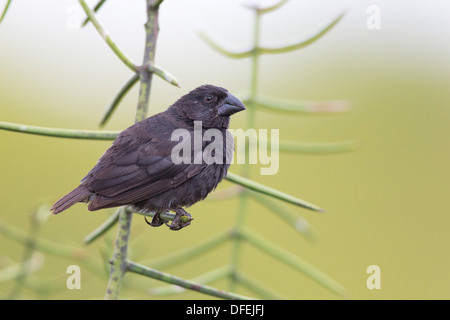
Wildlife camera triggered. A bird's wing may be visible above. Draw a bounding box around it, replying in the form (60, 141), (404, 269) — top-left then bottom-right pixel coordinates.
(84, 126), (206, 210)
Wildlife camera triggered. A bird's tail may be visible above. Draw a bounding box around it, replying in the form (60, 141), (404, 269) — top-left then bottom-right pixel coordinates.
(51, 185), (91, 214)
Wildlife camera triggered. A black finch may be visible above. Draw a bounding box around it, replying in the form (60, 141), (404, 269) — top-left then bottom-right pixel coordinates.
(51, 85), (246, 230)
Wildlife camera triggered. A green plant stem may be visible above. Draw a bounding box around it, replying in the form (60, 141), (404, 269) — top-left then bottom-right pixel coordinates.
(0, 218), (89, 261)
(99, 66), (178, 127)
(81, 0), (107, 27)
(256, 0), (289, 14)
(226, 172), (324, 212)
(0, 0), (12, 24)
(0, 255), (42, 283)
(0, 121), (118, 140)
(234, 270), (287, 299)
(229, 192), (248, 292)
(100, 73), (139, 127)
(78, 0), (137, 72)
(84, 209), (121, 245)
(133, 210), (192, 225)
(135, 0), (160, 123)
(241, 227), (348, 296)
(197, 11), (346, 59)
(146, 63), (180, 88)
(196, 29), (253, 59)
(229, 8), (261, 293)
(104, 207), (132, 299)
(127, 261), (253, 300)
(148, 265), (232, 296)
(249, 134), (357, 154)
(249, 12), (260, 108)
(8, 206), (47, 299)
(249, 93), (352, 114)
(104, 0), (162, 300)
(257, 12), (346, 54)
(249, 192), (318, 242)
(275, 139), (357, 154)
(0, 218), (105, 278)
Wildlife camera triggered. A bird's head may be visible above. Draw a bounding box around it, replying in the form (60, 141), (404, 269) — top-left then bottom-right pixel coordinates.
(169, 84), (246, 128)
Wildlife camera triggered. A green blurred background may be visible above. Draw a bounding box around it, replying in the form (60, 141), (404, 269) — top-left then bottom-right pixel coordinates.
(1, 0), (450, 299)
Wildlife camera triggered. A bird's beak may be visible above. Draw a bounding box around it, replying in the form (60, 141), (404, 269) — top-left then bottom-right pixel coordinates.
(218, 93), (246, 116)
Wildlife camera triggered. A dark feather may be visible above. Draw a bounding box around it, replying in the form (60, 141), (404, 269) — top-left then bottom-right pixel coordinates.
(51, 85), (245, 216)
(51, 185), (91, 214)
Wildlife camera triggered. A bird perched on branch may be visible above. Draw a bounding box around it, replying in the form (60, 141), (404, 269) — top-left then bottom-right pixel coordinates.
(51, 85), (246, 230)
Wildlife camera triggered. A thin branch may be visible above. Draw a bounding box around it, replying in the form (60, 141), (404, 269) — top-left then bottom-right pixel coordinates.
(148, 265), (232, 296)
(0, 218), (105, 278)
(241, 0), (289, 14)
(84, 209), (120, 245)
(257, 12), (347, 54)
(249, 191), (318, 242)
(0, 218), (88, 260)
(198, 12), (346, 58)
(248, 94), (352, 114)
(240, 227), (348, 296)
(0, 254), (43, 283)
(261, 137), (358, 154)
(127, 261), (254, 300)
(197, 28), (253, 59)
(0, 0), (12, 24)
(100, 65), (179, 127)
(81, 0), (107, 27)
(0, 121), (118, 140)
(278, 139), (357, 154)
(78, 0), (137, 72)
(225, 172), (325, 212)
(132, 210), (191, 224)
(257, 0), (289, 14)
(146, 63), (180, 88)
(9, 205), (48, 299)
(234, 270), (287, 299)
(100, 73), (139, 127)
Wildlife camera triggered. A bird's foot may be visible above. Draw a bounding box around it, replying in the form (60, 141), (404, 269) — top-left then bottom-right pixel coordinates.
(166, 208), (193, 231)
(144, 212), (167, 227)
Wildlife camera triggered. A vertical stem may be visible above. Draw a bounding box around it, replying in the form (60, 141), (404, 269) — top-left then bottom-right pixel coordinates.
(104, 0), (162, 300)
(104, 207), (132, 300)
(229, 8), (261, 291)
(9, 207), (47, 299)
(135, 0), (160, 123)
(249, 11), (261, 116)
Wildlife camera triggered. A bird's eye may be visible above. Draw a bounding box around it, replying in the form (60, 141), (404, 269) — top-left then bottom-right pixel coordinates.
(203, 95), (213, 103)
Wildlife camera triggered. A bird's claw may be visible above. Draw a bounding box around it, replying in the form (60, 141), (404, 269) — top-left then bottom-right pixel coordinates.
(166, 209), (193, 231)
(144, 213), (166, 227)
(144, 209), (193, 231)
